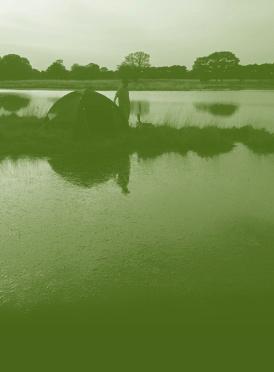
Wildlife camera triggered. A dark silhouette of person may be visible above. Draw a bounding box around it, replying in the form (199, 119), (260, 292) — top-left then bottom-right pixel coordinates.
(115, 155), (130, 194)
(114, 79), (130, 124)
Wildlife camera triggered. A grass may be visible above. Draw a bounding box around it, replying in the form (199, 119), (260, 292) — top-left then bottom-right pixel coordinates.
(0, 79), (274, 91)
(1, 115), (274, 160)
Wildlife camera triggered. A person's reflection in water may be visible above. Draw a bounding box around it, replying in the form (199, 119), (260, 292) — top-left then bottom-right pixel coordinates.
(115, 155), (130, 194)
(114, 79), (130, 124)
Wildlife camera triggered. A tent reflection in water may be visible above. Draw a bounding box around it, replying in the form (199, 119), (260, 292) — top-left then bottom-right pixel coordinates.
(46, 89), (129, 135)
(46, 89), (130, 193)
(49, 152), (131, 194)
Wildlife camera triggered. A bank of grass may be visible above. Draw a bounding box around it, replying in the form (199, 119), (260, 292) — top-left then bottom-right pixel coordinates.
(1, 115), (274, 160)
(1, 79), (274, 91)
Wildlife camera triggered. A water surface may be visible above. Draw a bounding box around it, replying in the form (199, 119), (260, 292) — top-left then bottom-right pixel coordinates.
(1, 89), (274, 131)
(1, 89), (274, 324)
(1, 145), (274, 324)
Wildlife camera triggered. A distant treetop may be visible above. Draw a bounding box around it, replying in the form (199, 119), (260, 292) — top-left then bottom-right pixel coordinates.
(0, 51), (273, 80)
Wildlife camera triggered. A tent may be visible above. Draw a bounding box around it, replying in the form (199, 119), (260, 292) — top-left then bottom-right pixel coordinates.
(46, 89), (128, 134)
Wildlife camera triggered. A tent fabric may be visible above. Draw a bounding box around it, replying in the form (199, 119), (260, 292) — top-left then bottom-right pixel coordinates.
(46, 89), (128, 133)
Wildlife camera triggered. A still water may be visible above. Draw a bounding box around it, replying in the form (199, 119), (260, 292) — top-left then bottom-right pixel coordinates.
(1, 89), (274, 131)
(0, 89), (274, 324)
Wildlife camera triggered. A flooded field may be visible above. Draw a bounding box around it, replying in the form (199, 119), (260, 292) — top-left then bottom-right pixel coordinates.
(1, 89), (274, 131)
(0, 89), (274, 324)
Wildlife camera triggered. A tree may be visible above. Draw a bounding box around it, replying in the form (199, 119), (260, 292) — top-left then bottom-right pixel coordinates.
(142, 65), (187, 79)
(0, 54), (33, 80)
(99, 67), (116, 79)
(85, 63), (100, 79)
(46, 59), (68, 79)
(192, 51), (240, 80)
(238, 63), (274, 79)
(71, 64), (86, 79)
(31, 68), (42, 79)
(122, 51), (151, 70)
(70, 63), (101, 79)
(167, 65), (187, 78)
(118, 51), (151, 78)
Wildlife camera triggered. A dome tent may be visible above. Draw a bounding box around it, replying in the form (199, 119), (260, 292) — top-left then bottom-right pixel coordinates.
(46, 89), (128, 134)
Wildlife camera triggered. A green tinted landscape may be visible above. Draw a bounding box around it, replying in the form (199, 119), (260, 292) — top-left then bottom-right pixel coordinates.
(1, 3), (274, 367)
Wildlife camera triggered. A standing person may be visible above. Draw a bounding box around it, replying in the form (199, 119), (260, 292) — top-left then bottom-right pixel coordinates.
(114, 79), (130, 124)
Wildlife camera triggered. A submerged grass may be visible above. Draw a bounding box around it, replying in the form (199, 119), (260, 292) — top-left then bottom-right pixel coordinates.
(0, 115), (274, 160)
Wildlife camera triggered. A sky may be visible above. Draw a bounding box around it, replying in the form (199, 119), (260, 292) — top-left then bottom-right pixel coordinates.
(0, 0), (274, 70)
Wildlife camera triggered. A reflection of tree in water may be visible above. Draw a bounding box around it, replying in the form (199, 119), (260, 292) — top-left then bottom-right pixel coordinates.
(49, 151), (130, 194)
(194, 102), (239, 117)
(0, 94), (30, 112)
(47, 125), (274, 193)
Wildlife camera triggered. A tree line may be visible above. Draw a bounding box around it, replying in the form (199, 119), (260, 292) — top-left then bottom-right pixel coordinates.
(0, 51), (273, 81)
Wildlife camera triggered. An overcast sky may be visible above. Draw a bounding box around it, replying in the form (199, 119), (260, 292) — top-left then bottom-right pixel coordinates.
(0, 0), (273, 69)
